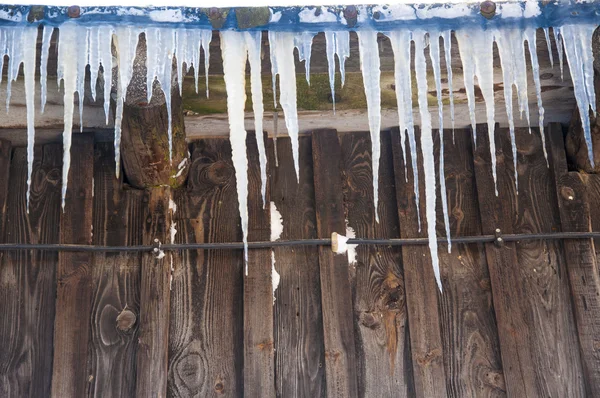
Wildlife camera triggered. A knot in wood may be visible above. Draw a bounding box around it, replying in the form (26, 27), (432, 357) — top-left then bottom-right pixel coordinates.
(360, 312), (380, 329)
(560, 186), (575, 201)
(214, 381), (225, 394)
(205, 160), (233, 186)
(116, 309), (137, 332)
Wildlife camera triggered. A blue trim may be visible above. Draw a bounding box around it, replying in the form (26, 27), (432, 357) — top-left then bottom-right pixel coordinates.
(0, 2), (599, 31)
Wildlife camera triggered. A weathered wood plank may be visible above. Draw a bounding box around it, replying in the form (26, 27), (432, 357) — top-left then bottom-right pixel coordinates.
(473, 123), (585, 397)
(51, 133), (95, 397)
(168, 139), (244, 397)
(311, 129), (359, 398)
(243, 132), (275, 397)
(0, 144), (61, 397)
(548, 122), (600, 396)
(389, 127), (448, 398)
(269, 136), (326, 397)
(0, 139), (12, 238)
(339, 131), (414, 397)
(87, 142), (143, 397)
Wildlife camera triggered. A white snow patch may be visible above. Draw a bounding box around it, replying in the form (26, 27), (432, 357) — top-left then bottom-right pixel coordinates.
(149, 9), (184, 22)
(271, 251), (280, 305)
(174, 157), (188, 178)
(372, 4), (416, 21)
(270, 9), (282, 23)
(345, 220), (357, 266)
(270, 201), (283, 241)
(169, 197), (177, 214)
(298, 7), (338, 23)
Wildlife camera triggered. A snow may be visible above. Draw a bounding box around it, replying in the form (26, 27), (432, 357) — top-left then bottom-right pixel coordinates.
(270, 201), (283, 241)
(271, 251), (280, 305)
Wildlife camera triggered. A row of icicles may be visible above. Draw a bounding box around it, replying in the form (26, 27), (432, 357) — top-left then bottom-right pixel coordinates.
(0, 22), (596, 290)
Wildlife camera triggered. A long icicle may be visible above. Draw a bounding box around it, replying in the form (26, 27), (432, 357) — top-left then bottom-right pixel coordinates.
(553, 28), (564, 81)
(220, 30), (250, 271)
(40, 25), (53, 113)
(23, 26), (38, 212)
(414, 30), (442, 292)
(357, 30), (382, 223)
(441, 30), (455, 143)
(429, 32), (451, 252)
(294, 32), (315, 85)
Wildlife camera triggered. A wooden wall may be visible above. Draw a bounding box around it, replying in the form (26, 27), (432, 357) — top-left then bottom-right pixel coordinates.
(0, 123), (599, 397)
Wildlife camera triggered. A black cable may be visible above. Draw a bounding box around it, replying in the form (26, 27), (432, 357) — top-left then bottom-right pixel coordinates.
(0, 231), (598, 252)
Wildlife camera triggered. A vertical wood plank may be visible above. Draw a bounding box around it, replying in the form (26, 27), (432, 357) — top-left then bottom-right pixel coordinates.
(473, 123), (585, 397)
(87, 142), (143, 397)
(0, 144), (61, 397)
(136, 186), (171, 397)
(269, 137), (326, 397)
(390, 127), (448, 398)
(168, 139), (244, 397)
(244, 132), (275, 397)
(547, 122), (600, 396)
(0, 139), (12, 238)
(51, 133), (95, 398)
(339, 131), (414, 397)
(311, 129), (359, 398)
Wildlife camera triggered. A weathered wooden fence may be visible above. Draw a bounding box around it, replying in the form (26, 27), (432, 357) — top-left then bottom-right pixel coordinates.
(0, 123), (599, 397)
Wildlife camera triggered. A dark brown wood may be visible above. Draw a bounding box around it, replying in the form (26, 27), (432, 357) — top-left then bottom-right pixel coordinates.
(473, 123), (585, 397)
(0, 139), (12, 238)
(340, 131), (414, 397)
(51, 133), (95, 398)
(167, 139), (244, 397)
(269, 137), (326, 398)
(390, 127), (448, 398)
(311, 129), (359, 398)
(548, 122), (600, 396)
(244, 132), (275, 397)
(0, 144), (61, 397)
(87, 142), (143, 397)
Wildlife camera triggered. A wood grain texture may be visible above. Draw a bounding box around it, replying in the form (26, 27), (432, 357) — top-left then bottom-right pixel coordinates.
(311, 129), (359, 398)
(87, 142), (143, 397)
(340, 131), (414, 397)
(51, 133), (95, 398)
(269, 137), (327, 398)
(0, 144), (61, 397)
(473, 123), (584, 397)
(0, 139), (12, 238)
(168, 139), (244, 397)
(548, 122), (600, 396)
(390, 127), (448, 398)
(435, 129), (505, 397)
(244, 132), (275, 397)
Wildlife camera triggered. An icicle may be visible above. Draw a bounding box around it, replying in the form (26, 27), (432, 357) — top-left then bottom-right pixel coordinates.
(495, 27), (531, 192)
(294, 32), (315, 85)
(98, 26), (113, 124)
(220, 30), (250, 271)
(0, 29), (6, 85)
(324, 31), (350, 113)
(429, 32), (451, 252)
(202, 30), (211, 98)
(559, 24), (597, 167)
(245, 31), (268, 208)
(441, 30), (455, 142)
(554, 28), (564, 81)
(414, 31), (442, 292)
(357, 30), (381, 223)
(6, 27), (25, 113)
(456, 28), (497, 195)
(388, 30), (421, 229)
(76, 27), (90, 132)
(269, 31), (300, 181)
(543, 27), (554, 69)
(22, 26), (37, 212)
(524, 28), (549, 166)
(114, 26), (142, 178)
(40, 25), (53, 113)
(89, 27), (100, 102)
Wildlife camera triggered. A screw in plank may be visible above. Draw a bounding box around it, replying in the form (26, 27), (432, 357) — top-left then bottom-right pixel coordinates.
(560, 186), (575, 201)
(67, 5), (81, 18)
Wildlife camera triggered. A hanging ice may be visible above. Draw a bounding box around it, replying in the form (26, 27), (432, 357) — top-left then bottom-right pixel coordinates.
(441, 30), (455, 141)
(294, 32), (315, 85)
(429, 32), (451, 252)
(40, 25), (53, 113)
(559, 24), (597, 167)
(388, 30), (421, 228)
(5, 27), (26, 113)
(543, 27), (554, 68)
(324, 30), (350, 113)
(220, 30), (250, 271)
(269, 31), (301, 181)
(357, 30), (381, 223)
(175, 28), (212, 98)
(414, 31), (442, 292)
(456, 28), (497, 194)
(524, 28), (548, 165)
(21, 26), (38, 211)
(554, 28), (564, 81)
(98, 26), (114, 124)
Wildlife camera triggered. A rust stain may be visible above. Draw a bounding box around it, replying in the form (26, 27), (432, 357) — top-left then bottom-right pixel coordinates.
(325, 350), (341, 362)
(416, 348), (442, 367)
(257, 339), (274, 351)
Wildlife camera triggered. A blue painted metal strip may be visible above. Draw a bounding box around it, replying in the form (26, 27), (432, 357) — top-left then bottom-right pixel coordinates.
(0, 2), (599, 31)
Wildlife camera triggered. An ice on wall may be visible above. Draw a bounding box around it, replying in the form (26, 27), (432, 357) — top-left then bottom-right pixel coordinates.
(324, 30), (350, 113)
(40, 26), (54, 113)
(294, 32), (315, 85)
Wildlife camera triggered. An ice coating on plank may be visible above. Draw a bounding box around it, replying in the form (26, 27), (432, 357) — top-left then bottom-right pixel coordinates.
(429, 32), (451, 252)
(388, 29), (421, 229)
(294, 32), (315, 85)
(456, 28), (497, 195)
(221, 30), (250, 271)
(559, 24), (597, 167)
(414, 31), (442, 292)
(245, 31), (268, 208)
(524, 27), (548, 165)
(441, 30), (455, 141)
(357, 30), (381, 223)
(494, 27), (531, 191)
(554, 28), (564, 81)
(40, 25), (53, 113)
(324, 30), (350, 113)
(22, 26), (37, 211)
(269, 31), (301, 181)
